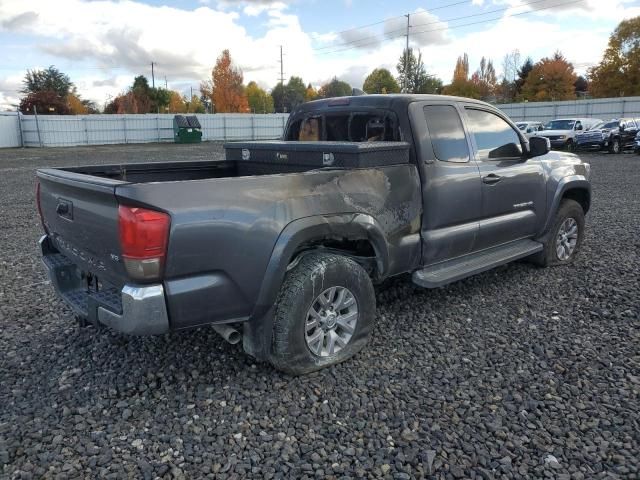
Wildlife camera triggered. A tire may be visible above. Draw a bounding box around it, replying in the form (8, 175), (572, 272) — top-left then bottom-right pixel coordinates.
(609, 138), (621, 154)
(531, 199), (585, 267)
(565, 139), (575, 152)
(270, 252), (376, 375)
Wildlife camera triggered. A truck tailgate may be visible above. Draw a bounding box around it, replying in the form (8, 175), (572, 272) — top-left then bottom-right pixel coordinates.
(37, 169), (128, 287)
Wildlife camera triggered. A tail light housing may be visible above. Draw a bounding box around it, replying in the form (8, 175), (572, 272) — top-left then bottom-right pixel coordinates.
(36, 181), (47, 232)
(118, 205), (170, 282)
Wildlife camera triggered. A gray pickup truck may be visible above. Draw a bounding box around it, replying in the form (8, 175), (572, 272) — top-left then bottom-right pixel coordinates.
(37, 94), (591, 374)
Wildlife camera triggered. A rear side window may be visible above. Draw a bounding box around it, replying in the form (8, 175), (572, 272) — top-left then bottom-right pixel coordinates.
(465, 108), (522, 160)
(423, 105), (469, 163)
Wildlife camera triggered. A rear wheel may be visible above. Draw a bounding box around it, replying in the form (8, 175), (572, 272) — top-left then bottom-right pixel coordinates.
(609, 138), (621, 154)
(565, 139), (575, 152)
(531, 199), (585, 267)
(270, 253), (375, 375)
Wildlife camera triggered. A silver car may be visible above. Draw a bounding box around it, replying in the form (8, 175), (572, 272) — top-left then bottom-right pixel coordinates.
(516, 121), (545, 138)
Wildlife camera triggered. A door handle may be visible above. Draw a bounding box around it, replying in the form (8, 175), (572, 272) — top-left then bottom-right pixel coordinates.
(482, 174), (502, 185)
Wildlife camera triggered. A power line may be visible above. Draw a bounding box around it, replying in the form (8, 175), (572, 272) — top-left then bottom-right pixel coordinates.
(316, 0), (586, 56)
(314, 0), (585, 52)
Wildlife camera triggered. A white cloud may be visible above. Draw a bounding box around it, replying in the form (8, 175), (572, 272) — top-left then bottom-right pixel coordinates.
(0, 0), (637, 109)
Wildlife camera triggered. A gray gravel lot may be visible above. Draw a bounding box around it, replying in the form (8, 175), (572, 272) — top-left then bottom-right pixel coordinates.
(1, 143), (639, 479)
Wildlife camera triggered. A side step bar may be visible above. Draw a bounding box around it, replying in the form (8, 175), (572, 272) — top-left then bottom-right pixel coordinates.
(412, 239), (543, 288)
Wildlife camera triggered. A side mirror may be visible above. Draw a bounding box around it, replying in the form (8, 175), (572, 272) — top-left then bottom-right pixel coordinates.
(575, 124), (583, 131)
(619, 124), (625, 131)
(529, 136), (550, 157)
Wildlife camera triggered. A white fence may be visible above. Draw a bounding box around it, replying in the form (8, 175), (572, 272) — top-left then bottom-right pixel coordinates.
(0, 113), (289, 148)
(497, 96), (640, 123)
(2, 96), (639, 148)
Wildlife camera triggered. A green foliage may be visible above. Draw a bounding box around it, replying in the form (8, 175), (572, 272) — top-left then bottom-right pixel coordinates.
(363, 68), (400, 94)
(22, 66), (74, 98)
(396, 48), (442, 94)
(271, 77), (307, 113)
(589, 16), (640, 98)
(19, 91), (70, 115)
(246, 81), (274, 113)
(318, 77), (352, 98)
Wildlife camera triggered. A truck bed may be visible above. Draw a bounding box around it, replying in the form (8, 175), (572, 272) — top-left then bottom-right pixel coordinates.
(56, 141), (411, 183)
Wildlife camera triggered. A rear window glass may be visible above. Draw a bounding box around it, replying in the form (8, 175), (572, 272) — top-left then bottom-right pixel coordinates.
(424, 105), (469, 163)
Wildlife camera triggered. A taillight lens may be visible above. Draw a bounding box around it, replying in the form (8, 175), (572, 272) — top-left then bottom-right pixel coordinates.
(118, 205), (170, 281)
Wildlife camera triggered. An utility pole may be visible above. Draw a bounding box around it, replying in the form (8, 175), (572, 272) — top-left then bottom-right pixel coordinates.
(190, 86), (193, 100)
(404, 13), (410, 93)
(278, 46), (287, 112)
(279, 46), (285, 85)
(164, 76), (167, 89)
(151, 62), (156, 88)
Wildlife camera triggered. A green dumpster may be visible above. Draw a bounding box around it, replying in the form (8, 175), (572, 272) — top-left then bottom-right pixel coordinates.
(173, 115), (202, 143)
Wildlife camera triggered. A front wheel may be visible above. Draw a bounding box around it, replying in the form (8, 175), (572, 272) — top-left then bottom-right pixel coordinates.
(565, 139), (575, 152)
(270, 253), (376, 375)
(609, 138), (621, 154)
(531, 199), (585, 267)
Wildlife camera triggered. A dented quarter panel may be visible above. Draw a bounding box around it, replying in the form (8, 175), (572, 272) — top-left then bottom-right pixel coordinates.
(115, 164), (422, 329)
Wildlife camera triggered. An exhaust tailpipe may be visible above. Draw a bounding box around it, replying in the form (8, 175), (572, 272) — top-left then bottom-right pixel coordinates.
(212, 324), (241, 345)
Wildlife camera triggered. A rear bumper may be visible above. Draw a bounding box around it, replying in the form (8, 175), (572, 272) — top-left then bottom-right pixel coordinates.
(40, 235), (169, 335)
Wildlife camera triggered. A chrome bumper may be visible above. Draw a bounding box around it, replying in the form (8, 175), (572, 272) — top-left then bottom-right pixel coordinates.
(40, 235), (169, 336)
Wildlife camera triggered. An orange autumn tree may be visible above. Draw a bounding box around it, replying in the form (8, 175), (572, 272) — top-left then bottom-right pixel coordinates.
(201, 50), (249, 113)
(521, 51), (577, 101)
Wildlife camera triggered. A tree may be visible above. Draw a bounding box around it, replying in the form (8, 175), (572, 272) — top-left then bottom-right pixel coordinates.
(363, 68), (400, 94)
(19, 91), (70, 115)
(589, 16), (640, 98)
(186, 94), (206, 113)
(515, 57), (534, 97)
(305, 84), (318, 102)
(22, 66), (74, 98)
(471, 57), (497, 100)
(246, 81), (274, 113)
(396, 48), (441, 94)
(318, 77), (352, 98)
(67, 94), (88, 114)
(167, 91), (187, 113)
(574, 76), (589, 97)
(200, 49), (249, 113)
(442, 53), (481, 99)
(271, 77), (307, 113)
(498, 50), (521, 102)
(452, 53), (470, 84)
(521, 51), (577, 101)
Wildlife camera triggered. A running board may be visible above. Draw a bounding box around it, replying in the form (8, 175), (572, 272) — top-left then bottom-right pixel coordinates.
(412, 239), (543, 288)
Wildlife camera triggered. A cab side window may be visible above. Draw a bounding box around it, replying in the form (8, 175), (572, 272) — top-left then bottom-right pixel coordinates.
(465, 109), (522, 160)
(423, 105), (470, 163)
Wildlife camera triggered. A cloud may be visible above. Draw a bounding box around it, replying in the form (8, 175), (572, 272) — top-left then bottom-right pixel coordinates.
(384, 9), (449, 48)
(338, 28), (381, 51)
(1, 11), (38, 29)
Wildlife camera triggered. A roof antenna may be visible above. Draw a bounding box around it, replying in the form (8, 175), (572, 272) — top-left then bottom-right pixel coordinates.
(352, 88), (366, 96)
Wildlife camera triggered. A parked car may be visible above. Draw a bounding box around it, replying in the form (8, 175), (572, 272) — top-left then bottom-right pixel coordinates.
(516, 121), (545, 138)
(576, 118), (640, 153)
(36, 94), (591, 374)
(635, 131), (640, 154)
(539, 117), (602, 152)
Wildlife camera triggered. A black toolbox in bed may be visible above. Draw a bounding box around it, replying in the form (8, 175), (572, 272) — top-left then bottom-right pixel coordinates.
(224, 141), (410, 169)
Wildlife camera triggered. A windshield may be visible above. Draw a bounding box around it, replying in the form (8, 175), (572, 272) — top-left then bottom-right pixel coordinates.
(545, 120), (575, 130)
(516, 123), (527, 131)
(592, 120), (619, 130)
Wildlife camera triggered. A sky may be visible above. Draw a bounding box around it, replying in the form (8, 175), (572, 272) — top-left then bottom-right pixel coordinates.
(0, 0), (639, 110)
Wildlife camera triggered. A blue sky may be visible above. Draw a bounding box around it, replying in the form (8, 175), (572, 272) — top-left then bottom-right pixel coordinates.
(0, 0), (639, 109)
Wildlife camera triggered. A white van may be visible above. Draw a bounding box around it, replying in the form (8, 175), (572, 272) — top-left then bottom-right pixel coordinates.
(538, 118), (602, 151)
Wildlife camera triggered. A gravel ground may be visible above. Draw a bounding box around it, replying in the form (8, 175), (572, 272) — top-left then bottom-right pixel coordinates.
(1, 143), (639, 479)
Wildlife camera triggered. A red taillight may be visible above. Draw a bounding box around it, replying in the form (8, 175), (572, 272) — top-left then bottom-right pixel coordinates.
(118, 205), (170, 281)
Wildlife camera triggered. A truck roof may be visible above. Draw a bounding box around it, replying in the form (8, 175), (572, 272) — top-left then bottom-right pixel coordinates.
(296, 94), (495, 114)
